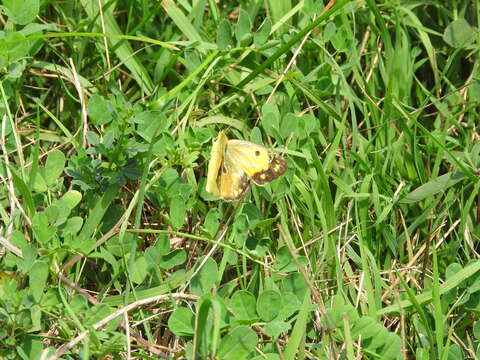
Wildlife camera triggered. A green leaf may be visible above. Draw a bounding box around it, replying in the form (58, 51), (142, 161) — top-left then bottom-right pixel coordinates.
(230, 290), (258, 322)
(204, 208), (220, 237)
(161, 249), (186, 269)
(264, 321), (290, 339)
(161, 0), (202, 43)
(443, 18), (475, 48)
(84, 304), (115, 326)
(473, 321), (480, 340)
(2, 0), (39, 25)
(235, 9), (251, 45)
(257, 290), (281, 321)
(190, 257), (218, 297)
(217, 326), (258, 359)
(283, 289), (311, 359)
(217, 20), (232, 50)
(170, 195), (187, 229)
(29, 261), (48, 302)
(252, 354), (281, 360)
(30, 305), (42, 332)
(261, 103), (280, 137)
(62, 217), (83, 236)
(131, 256), (148, 284)
(87, 94), (114, 125)
(168, 307), (195, 337)
(32, 212), (56, 244)
(281, 273), (308, 302)
(254, 18), (271, 47)
(44, 149), (65, 186)
(57, 190), (82, 209)
(277, 292), (301, 320)
(9, 167), (35, 216)
(401, 171), (467, 203)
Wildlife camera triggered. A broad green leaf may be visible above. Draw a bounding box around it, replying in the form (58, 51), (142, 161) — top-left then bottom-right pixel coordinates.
(204, 208), (220, 237)
(281, 273), (308, 303)
(230, 290), (257, 322)
(62, 217), (83, 236)
(170, 196), (187, 229)
(87, 94), (114, 125)
(32, 212), (56, 244)
(29, 261), (48, 302)
(161, 249), (186, 269)
(44, 149), (65, 186)
(217, 326), (258, 359)
(84, 304), (116, 328)
(217, 19), (232, 50)
(57, 190), (82, 209)
(168, 307), (195, 337)
(30, 305), (42, 332)
(190, 257), (218, 297)
(264, 321), (290, 339)
(257, 290), (281, 321)
(131, 256), (148, 284)
(235, 9), (251, 45)
(443, 18), (475, 48)
(254, 18), (271, 47)
(2, 0), (39, 25)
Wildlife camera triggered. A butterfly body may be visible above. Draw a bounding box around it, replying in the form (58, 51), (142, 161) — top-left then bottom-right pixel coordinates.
(206, 131), (287, 201)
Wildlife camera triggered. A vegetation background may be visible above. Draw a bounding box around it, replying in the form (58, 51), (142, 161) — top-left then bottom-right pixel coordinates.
(0, 0), (479, 359)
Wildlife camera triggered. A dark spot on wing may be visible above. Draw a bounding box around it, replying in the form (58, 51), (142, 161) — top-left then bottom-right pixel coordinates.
(255, 150), (260, 156)
(252, 154), (287, 185)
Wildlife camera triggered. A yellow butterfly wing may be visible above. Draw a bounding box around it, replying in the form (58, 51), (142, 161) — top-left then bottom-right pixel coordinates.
(205, 131), (227, 197)
(206, 131), (287, 201)
(205, 132), (249, 201)
(217, 155), (249, 201)
(226, 139), (287, 185)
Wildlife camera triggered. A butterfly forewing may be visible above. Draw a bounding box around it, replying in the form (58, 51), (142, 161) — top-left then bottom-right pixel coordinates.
(227, 140), (286, 184)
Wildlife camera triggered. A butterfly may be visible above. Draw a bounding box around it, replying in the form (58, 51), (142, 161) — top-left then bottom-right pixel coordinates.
(206, 131), (287, 201)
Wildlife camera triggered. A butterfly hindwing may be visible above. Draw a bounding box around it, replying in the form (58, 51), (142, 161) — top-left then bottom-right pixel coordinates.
(217, 156), (249, 201)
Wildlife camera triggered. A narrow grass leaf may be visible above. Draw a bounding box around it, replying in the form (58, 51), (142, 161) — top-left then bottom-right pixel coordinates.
(401, 171), (467, 203)
(283, 289), (310, 359)
(162, 0), (203, 43)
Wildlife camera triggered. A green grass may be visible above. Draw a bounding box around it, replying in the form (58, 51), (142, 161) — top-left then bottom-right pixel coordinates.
(1, 0), (479, 359)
